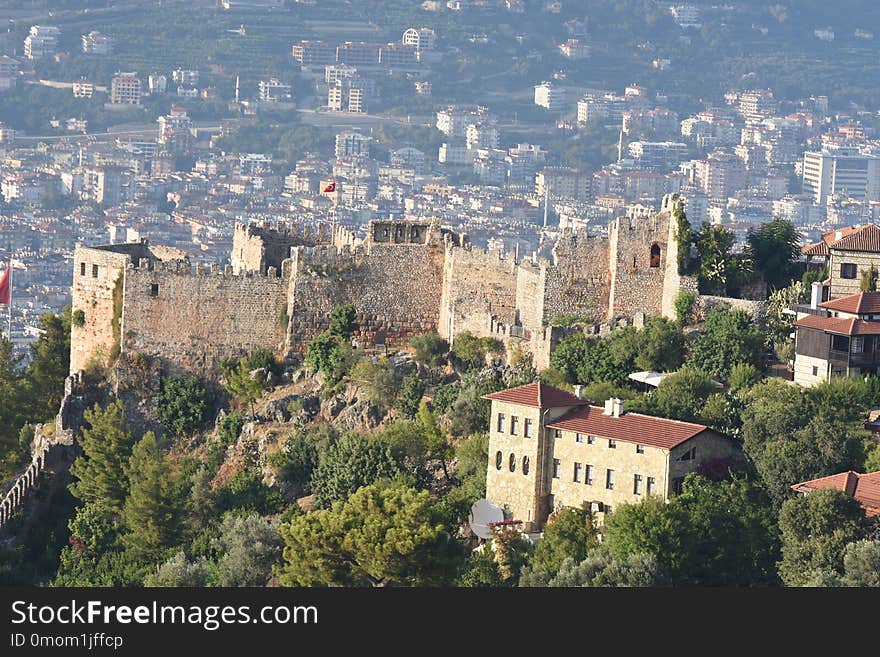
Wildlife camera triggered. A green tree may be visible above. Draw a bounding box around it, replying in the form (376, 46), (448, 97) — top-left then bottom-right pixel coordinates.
(694, 222), (737, 295)
(529, 505), (598, 576)
(686, 306), (765, 378)
(410, 332), (449, 368)
(728, 362), (761, 391)
(451, 331), (500, 370)
(777, 488), (869, 586)
(396, 373), (426, 419)
(447, 371), (505, 436)
(625, 368), (714, 422)
(268, 434), (319, 497)
(121, 433), (180, 563)
(839, 540), (880, 587)
(214, 512), (284, 587)
(157, 375), (210, 437)
(223, 359), (264, 416)
(305, 331), (354, 381)
(144, 551), (214, 587)
(674, 290), (697, 326)
(27, 308), (72, 419)
(521, 551), (660, 587)
(674, 208), (694, 275)
(311, 434), (400, 508)
(328, 303), (358, 340)
(69, 401), (136, 515)
(216, 411), (243, 446)
(278, 481), (460, 586)
(746, 218), (800, 290)
(457, 548), (506, 587)
(350, 357), (401, 408)
(418, 399), (452, 481)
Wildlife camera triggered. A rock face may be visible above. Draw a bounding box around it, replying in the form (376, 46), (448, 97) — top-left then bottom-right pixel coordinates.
(333, 397), (382, 432)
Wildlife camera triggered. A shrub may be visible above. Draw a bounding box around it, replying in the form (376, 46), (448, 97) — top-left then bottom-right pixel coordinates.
(71, 309), (85, 328)
(157, 375), (211, 437)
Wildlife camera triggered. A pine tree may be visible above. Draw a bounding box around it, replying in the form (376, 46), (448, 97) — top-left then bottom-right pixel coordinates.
(69, 401), (135, 514)
(418, 399), (451, 481)
(121, 433), (180, 563)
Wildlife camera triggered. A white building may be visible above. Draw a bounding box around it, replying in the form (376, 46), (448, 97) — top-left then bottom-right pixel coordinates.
(24, 26), (60, 60)
(258, 78), (293, 103)
(628, 141), (689, 172)
(81, 31), (114, 55)
(670, 5), (702, 29)
(802, 147), (880, 205)
(402, 27), (436, 51)
(535, 81), (566, 110)
(435, 105), (496, 138)
(334, 131), (371, 159)
(110, 72), (142, 105)
(466, 122), (499, 150)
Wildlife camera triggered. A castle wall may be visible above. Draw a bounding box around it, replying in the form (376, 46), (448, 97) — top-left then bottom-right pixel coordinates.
(542, 231), (610, 324)
(608, 212), (670, 320)
(515, 263), (545, 333)
(231, 222), (330, 275)
(438, 243), (518, 341)
(121, 261), (289, 373)
(286, 240), (445, 353)
(70, 246), (136, 374)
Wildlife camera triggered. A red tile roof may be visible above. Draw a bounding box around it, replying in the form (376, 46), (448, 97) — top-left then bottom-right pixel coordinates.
(828, 224), (880, 252)
(545, 405), (709, 450)
(801, 226), (861, 256)
(795, 314), (880, 336)
(482, 382), (588, 409)
(820, 291), (880, 315)
(792, 471), (880, 517)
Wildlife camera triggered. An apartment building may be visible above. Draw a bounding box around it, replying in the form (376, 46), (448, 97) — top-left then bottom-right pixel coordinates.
(484, 382), (741, 530)
(81, 31), (114, 55)
(534, 81), (566, 111)
(24, 25), (60, 60)
(802, 147), (880, 205)
(110, 72), (142, 105)
(402, 27), (436, 51)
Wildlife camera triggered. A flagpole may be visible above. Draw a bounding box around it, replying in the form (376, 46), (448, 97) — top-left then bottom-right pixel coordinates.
(7, 258), (11, 340)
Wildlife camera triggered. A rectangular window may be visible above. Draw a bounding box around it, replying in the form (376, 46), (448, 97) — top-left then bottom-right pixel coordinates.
(150, 283), (159, 297)
(552, 459), (561, 479)
(606, 469), (615, 490)
(678, 447), (696, 461)
(524, 418), (532, 438)
(573, 462), (582, 483)
(587, 435), (595, 445)
(832, 335), (850, 352)
(585, 464), (594, 485)
(92, 264), (99, 278)
(634, 474), (643, 495)
(636, 444), (645, 454)
(608, 439), (617, 449)
(647, 476), (656, 495)
(510, 416), (519, 435)
(497, 413), (505, 433)
(80, 262), (86, 276)
(852, 337), (864, 354)
(841, 263), (857, 279)
(812, 366), (819, 376)
(575, 432), (584, 443)
(554, 429), (561, 439)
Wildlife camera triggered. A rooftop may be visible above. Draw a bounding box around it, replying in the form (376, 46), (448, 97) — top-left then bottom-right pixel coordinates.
(545, 404), (709, 450)
(481, 381), (588, 409)
(791, 471), (880, 517)
(794, 314), (880, 336)
(820, 291), (880, 315)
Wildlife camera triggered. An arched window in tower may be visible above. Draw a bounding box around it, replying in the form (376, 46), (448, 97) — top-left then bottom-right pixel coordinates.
(650, 243), (662, 268)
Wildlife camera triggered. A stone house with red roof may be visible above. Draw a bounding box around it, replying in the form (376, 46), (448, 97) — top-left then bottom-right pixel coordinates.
(791, 471), (880, 518)
(793, 290), (880, 386)
(482, 382), (742, 531)
(801, 224), (880, 301)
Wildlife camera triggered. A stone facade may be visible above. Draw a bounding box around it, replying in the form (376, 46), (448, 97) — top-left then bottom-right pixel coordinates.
(829, 248), (879, 299)
(71, 196), (710, 377)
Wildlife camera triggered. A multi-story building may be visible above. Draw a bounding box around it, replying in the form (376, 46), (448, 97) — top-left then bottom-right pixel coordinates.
(378, 43), (418, 67)
(670, 4), (702, 29)
(292, 40), (335, 66)
(110, 72), (142, 105)
(325, 63), (359, 85)
(148, 73), (167, 95)
(484, 382), (741, 530)
(0, 56), (18, 92)
(390, 147), (427, 175)
(534, 81), (566, 111)
(328, 78), (371, 113)
(578, 92), (628, 125)
(402, 27), (436, 51)
(157, 106), (192, 155)
(82, 165), (130, 206)
(334, 131), (371, 159)
(536, 167), (590, 200)
(465, 122), (499, 150)
(435, 105), (496, 138)
(0, 123), (15, 144)
(695, 150), (747, 201)
(558, 38), (590, 59)
(171, 69), (199, 86)
(628, 141), (689, 172)
(258, 78), (293, 103)
(81, 31), (114, 55)
(24, 25), (60, 60)
(802, 147), (880, 205)
(737, 89), (778, 123)
(793, 290), (880, 385)
(335, 42), (380, 66)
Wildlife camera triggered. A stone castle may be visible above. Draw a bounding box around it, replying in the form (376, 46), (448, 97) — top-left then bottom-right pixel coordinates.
(69, 194), (710, 377)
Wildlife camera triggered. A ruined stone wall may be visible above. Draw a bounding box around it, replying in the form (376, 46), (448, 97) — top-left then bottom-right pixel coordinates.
(438, 243), (518, 341)
(542, 230), (610, 325)
(70, 245), (144, 374)
(607, 210), (671, 320)
(515, 262), (545, 333)
(121, 260), (289, 373)
(286, 240), (445, 353)
(231, 222), (331, 275)
(693, 295), (768, 324)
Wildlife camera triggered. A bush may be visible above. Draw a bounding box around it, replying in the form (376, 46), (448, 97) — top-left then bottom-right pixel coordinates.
(157, 376), (210, 437)
(247, 348), (281, 375)
(397, 374), (426, 419)
(410, 332), (449, 368)
(451, 331), (501, 370)
(328, 303), (358, 340)
(71, 309), (85, 328)
(217, 412), (243, 446)
(350, 357), (401, 408)
(674, 290), (697, 326)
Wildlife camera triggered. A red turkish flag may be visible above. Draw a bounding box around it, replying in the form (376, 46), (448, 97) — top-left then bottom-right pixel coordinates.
(0, 266), (9, 305)
(323, 181), (336, 193)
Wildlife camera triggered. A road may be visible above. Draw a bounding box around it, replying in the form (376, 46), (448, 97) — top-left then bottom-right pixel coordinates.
(14, 121), (223, 143)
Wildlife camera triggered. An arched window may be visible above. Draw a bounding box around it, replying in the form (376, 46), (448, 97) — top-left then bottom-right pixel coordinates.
(522, 455), (530, 476)
(508, 453), (516, 472)
(650, 243), (661, 268)
(495, 451), (503, 470)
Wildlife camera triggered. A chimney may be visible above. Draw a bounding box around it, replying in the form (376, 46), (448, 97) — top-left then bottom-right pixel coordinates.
(573, 384), (583, 399)
(810, 281), (823, 310)
(835, 230), (842, 240)
(611, 397), (623, 417)
(603, 398), (614, 416)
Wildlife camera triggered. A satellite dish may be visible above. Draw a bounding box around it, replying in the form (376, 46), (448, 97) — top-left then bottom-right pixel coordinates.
(469, 499), (504, 540)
